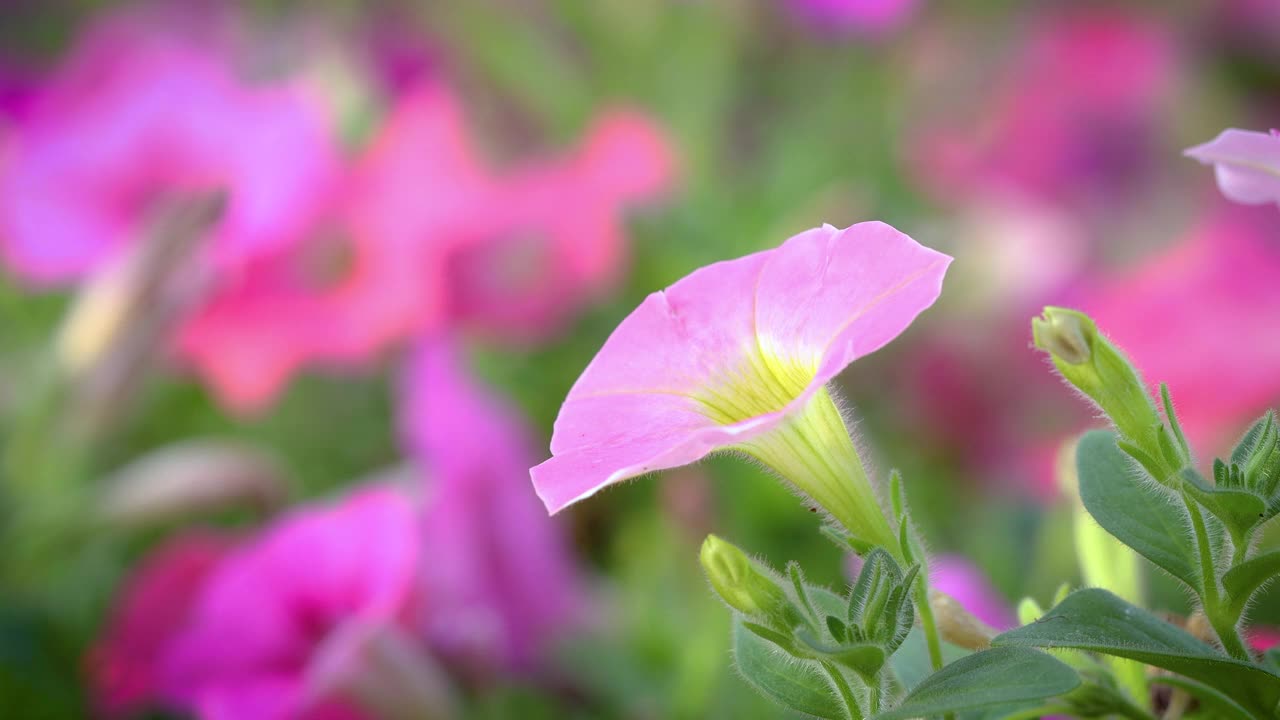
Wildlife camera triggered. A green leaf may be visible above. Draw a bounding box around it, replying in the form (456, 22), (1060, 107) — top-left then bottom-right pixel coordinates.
(889, 626), (971, 692)
(873, 647), (1079, 720)
(992, 589), (1280, 716)
(1223, 550), (1280, 615)
(733, 618), (845, 719)
(1179, 467), (1266, 538)
(1076, 430), (1200, 591)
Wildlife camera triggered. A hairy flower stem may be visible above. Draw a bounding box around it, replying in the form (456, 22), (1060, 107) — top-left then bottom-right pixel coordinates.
(1184, 495), (1250, 660)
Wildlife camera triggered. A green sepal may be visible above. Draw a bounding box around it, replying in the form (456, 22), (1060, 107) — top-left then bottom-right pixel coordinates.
(1222, 549), (1280, 616)
(1178, 467), (1266, 539)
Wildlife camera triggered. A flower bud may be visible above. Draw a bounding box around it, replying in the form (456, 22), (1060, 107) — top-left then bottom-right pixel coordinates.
(98, 440), (288, 528)
(929, 589), (997, 650)
(1032, 307), (1165, 466)
(700, 535), (799, 628)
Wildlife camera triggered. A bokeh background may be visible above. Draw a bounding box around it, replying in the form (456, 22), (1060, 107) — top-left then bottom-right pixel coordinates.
(1, 1), (1279, 717)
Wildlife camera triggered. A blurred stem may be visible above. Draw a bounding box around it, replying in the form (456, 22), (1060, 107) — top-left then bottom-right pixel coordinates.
(912, 581), (944, 672)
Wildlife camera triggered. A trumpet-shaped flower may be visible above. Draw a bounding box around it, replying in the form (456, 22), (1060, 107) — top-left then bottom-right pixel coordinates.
(1185, 128), (1280, 208)
(402, 337), (585, 674)
(531, 222), (950, 551)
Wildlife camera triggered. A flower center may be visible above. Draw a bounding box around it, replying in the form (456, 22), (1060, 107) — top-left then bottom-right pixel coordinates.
(693, 345), (816, 426)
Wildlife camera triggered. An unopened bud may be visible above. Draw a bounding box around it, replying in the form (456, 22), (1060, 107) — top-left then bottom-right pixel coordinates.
(1032, 307), (1092, 365)
(1032, 308), (1165, 465)
(929, 589), (997, 650)
(700, 535), (798, 628)
(99, 440), (288, 528)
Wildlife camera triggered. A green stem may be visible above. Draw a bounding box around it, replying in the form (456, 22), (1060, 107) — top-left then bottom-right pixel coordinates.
(912, 581), (944, 673)
(820, 662), (862, 720)
(867, 680), (880, 716)
(1184, 496), (1251, 661)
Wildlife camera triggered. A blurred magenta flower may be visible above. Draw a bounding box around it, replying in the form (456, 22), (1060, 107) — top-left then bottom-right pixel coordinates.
(1079, 204), (1280, 452)
(447, 110), (675, 343)
(89, 533), (235, 718)
(929, 555), (1014, 630)
(786, 0), (920, 38)
(1185, 129), (1280, 208)
(157, 487), (422, 719)
(0, 12), (339, 285)
(914, 8), (1173, 205)
(403, 337), (586, 675)
(178, 83), (672, 410)
(531, 222), (949, 550)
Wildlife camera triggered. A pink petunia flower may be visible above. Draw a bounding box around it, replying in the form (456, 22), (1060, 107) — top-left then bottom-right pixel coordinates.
(1185, 128), (1280, 209)
(156, 487), (424, 720)
(912, 8), (1174, 206)
(402, 337), (586, 675)
(531, 222), (950, 551)
(88, 533), (236, 718)
(0, 11), (339, 286)
(176, 83), (673, 411)
(446, 110), (675, 343)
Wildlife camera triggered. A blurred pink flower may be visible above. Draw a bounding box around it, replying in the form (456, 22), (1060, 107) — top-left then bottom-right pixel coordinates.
(786, 0), (920, 38)
(0, 12), (339, 286)
(445, 110), (675, 343)
(403, 337), (586, 675)
(913, 8), (1174, 205)
(929, 555), (1014, 630)
(1079, 203), (1280, 452)
(176, 84), (475, 411)
(177, 84), (672, 410)
(157, 487), (421, 720)
(1185, 128), (1280, 209)
(89, 533), (235, 718)
(530, 222), (950, 515)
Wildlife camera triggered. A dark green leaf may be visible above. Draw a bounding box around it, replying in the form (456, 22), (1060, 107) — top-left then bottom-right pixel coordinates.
(873, 647), (1079, 720)
(1076, 430), (1200, 591)
(733, 619), (845, 719)
(888, 626), (971, 692)
(1223, 550), (1280, 615)
(992, 589), (1280, 716)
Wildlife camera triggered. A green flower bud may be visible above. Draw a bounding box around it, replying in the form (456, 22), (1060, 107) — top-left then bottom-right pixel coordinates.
(700, 535), (800, 628)
(1033, 307), (1170, 473)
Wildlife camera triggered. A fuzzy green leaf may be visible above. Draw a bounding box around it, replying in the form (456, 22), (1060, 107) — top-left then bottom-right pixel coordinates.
(1076, 430), (1200, 591)
(992, 588), (1280, 716)
(873, 647), (1079, 720)
(734, 618), (844, 719)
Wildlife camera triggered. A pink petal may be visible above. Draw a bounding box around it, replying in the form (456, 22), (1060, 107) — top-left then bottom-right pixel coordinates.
(532, 222), (950, 513)
(1185, 128), (1280, 208)
(159, 487), (420, 715)
(403, 337), (586, 671)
